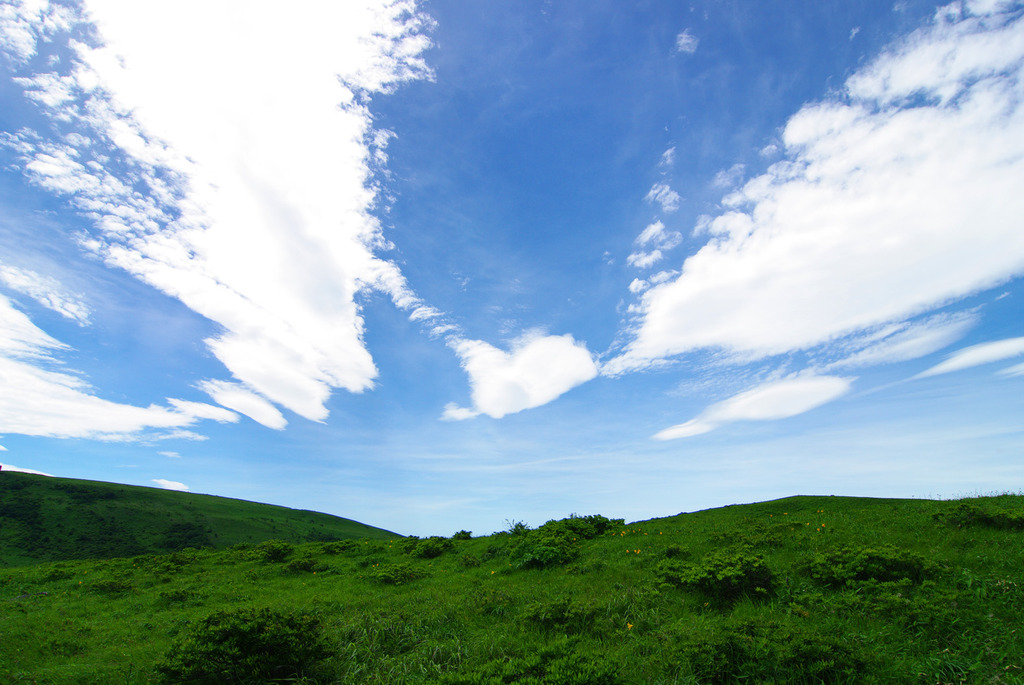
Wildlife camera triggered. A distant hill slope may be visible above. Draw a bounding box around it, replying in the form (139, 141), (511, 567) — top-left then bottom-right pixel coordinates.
(0, 472), (399, 567)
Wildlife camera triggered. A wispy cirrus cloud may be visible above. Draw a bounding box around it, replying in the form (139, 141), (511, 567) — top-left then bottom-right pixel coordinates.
(1, 0), (437, 429)
(608, 3), (1024, 375)
(0, 262), (90, 325)
(0, 293), (238, 440)
(830, 312), (977, 369)
(916, 336), (1024, 378)
(654, 374), (853, 440)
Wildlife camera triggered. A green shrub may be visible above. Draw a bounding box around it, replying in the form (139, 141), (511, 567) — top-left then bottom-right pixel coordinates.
(255, 539), (294, 563)
(657, 550), (775, 604)
(507, 514), (617, 570)
(156, 607), (330, 684)
(807, 545), (934, 588)
(411, 536), (453, 559)
(285, 556), (327, 574)
(521, 595), (598, 634)
(934, 502), (1024, 530)
(371, 562), (426, 585)
(452, 530), (473, 540)
(676, 619), (864, 684)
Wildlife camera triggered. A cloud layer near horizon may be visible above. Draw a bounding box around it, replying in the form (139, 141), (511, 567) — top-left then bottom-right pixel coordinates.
(608, 3), (1024, 375)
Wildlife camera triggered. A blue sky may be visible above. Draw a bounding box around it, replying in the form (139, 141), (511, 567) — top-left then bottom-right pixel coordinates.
(1, 0), (1023, 536)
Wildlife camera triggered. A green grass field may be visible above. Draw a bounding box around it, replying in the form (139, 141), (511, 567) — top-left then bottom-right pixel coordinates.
(2, 473), (1022, 683)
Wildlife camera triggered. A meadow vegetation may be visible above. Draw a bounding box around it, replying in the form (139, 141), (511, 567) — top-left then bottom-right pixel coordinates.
(1, 473), (1022, 684)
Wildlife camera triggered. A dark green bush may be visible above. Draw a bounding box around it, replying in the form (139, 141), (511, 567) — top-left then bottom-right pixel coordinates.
(521, 595), (598, 634)
(507, 514), (619, 570)
(657, 550), (775, 604)
(411, 536), (453, 559)
(155, 607), (330, 684)
(371, 562), (426, 585)
(452, 530), (473, 540)
(676, 619), (864, 684)
(285, 556), (327, 574)
(807, 545), (934, 588)
(934, 502), (1024, 530)
(255, 539), (294, 563)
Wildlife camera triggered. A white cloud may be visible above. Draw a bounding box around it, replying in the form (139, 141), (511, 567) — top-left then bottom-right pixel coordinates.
(832, 312), (976, 368)
(627, 220), (682, 269)
(0, 292), (235, 440)
(711, 163), (746, 189)
(628, 278), (649, 294)
(0, 263), (90, 325)
(999, 361), (1024, 377)
(197, 380), (287, 430)
(659, 146), (676, 168)
(447, 332), (598, 419)
(159, 451), (181, 458)
(152, 478), (188, 492)
(675, 29), (699, 54)
(609, 5), (1024, 374)
(916, 336), (1024, 378)
(2, 1), (436, 425)
(644, 183), (681, 213)
(654, 374), (853, 440)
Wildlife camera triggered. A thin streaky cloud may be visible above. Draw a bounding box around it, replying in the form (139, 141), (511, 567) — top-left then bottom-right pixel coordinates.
(654, 375), (853, 441)
(916, 336), (1024, 378)
(0, 263), (90, 325)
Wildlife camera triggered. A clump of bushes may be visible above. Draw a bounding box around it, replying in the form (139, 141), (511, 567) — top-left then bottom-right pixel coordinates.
(509, 514), (624, 570)
(521, 595), (599, 635)
(371, 562), (427, 585)
(255, 539), (294, 563)
(156, 607), (331, 684)
(806, 545), (934, 588)
(675, 619), (864, 684)
(934, 501), (1024, 530)
(657, 549), (775, 604)
(411, 536), (453, 559)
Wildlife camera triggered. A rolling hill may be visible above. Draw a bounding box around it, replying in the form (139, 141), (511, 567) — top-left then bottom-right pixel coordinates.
(0, 471), (398, 567)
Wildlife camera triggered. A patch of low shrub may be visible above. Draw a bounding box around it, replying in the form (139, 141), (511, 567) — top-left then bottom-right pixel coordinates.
(656, 549), (775, 604)
(806, 545), (934, 588)
(934, 501), (1024, 530)
(675, 619), (865, 684)
(521, 595), (598, 635)
(411, 536), (454, 559)
(371, 561), (426, 585)
(155, 607), (330, 684)
(255, 539), (294, 563)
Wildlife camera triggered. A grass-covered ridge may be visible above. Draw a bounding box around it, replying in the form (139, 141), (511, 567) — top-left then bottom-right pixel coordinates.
(1, 489), (1022, 683)
(0, 472), (397, 566)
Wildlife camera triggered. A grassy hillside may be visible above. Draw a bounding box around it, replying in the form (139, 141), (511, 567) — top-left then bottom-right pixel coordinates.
(0, 472), (397, 566)
(1, 492), (1022, 683)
